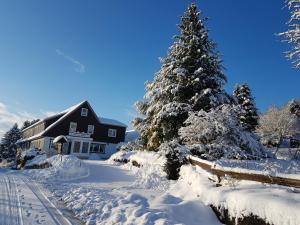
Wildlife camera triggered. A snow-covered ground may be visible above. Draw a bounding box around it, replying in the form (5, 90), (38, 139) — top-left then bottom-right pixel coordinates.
(2, 151), (300, 225)
(25, 155), (221, 225)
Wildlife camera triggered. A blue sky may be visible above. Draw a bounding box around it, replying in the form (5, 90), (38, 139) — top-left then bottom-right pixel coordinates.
(0, 0), (299, 136)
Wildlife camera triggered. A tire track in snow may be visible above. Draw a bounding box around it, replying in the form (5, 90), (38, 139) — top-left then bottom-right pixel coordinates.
(21, 177), (73, 225)
(0, 176), (9, 225)
(12, 176), (24, 225)
(0, 174), (22, 225)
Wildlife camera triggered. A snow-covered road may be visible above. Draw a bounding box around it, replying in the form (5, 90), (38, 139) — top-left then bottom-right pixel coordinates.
(0, 170), (81, 225)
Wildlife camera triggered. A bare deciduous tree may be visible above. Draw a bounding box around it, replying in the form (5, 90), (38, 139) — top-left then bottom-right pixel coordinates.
(256, 103), (300, 154)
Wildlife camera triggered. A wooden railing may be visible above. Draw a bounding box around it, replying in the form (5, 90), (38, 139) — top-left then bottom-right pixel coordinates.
(189, 156), (300, 188)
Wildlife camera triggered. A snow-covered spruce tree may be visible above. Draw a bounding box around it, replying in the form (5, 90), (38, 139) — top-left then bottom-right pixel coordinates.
(233, 83), (259, 131)
(0, 123), (22, 159)
(279, 0), (300, 68)
(179, 104), (265, 160)
(133, 3), (230, 152)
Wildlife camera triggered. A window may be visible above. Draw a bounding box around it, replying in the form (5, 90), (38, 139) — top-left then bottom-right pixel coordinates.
(73, 141), (81, 153)
(81, 108), (88, 117)
(90, 143), (106, 154)
(69, 122), (77, 133)
(87, 125), (94, 134)
(81, 142), (89, 153)
(108, 129), (117, 137)
(99, 144), (106, 153)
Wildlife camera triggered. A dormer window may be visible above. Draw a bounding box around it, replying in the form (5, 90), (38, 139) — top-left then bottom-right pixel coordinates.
(81, 108), (88, 117)
(108, 128), (117, 137)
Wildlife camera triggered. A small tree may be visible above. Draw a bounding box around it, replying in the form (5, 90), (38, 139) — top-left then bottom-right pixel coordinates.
(279, 0), (300, 68)
(256, 102), (300, 151)
(1, 123), (22, 159)
(160, 140), (188, 180)
(233, 83), (259, 131)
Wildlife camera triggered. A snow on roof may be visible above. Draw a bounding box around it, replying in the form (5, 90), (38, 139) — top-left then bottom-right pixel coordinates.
(16, 132), (44, 143)
(53, 135), (68, 143)
(99, 117), (127, 127)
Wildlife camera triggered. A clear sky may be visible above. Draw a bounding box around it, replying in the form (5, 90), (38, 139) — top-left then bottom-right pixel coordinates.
(0, 0), (299, 137)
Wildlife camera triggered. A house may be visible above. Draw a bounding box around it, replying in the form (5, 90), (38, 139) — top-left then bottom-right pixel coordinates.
(16, 100), (127, 159)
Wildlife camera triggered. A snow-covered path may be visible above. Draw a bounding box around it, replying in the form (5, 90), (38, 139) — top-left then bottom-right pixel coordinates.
(42, 160), (222, 225)
(0, 169), (81, 225)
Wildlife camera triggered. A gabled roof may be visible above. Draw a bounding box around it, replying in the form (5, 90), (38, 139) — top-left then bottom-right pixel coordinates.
(42, 100), (89, 135)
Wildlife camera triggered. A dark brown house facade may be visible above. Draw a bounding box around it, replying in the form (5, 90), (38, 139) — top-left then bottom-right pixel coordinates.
(17, 101), (127, 159)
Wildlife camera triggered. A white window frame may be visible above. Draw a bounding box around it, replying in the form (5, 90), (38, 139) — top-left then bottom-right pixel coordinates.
(108, 128), (117, 138)
(81, 108), (88, 117)
(69, 122), (77, 133)
(70, 140), (91, 155)
(87, 125), (94, 134)
(90, 142), (106, 154)
(72, 141), (81, 153)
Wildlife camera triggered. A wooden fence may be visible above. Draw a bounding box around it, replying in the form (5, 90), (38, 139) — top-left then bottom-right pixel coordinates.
(189, 156), (300, 188)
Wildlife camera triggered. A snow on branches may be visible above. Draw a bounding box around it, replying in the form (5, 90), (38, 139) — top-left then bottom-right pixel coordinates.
(279, 0), (300, 68)
(233, 83), (259, 131)
(133, 3), (230, 151)
(179, 104), (265, 160)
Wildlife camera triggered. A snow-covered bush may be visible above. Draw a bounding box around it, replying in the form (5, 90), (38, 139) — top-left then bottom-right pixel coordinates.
(179, 104), (265, 160)
(159, 140), (188, 180)
(119, 139), (143, 152)
(16, 148), (41, 169)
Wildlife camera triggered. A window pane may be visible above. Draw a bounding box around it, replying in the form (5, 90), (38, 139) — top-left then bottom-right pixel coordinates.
(100, 144), (106, 153)
(73, 141), (81, 153)
(69, 122), (77, 133)
(88, 125), (94, 134)
(82, 142), (89, 153)
(90, 143), (100, 153)
(108, 129), (117, 137)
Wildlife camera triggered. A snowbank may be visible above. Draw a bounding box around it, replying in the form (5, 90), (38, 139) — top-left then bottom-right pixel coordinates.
(109, 150), (168, 189)
(177, 164), (300, 225)
(24, 155), (89, 181)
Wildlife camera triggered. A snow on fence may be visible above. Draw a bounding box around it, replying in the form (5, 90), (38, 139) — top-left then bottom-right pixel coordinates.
(188, 155), (300, 188)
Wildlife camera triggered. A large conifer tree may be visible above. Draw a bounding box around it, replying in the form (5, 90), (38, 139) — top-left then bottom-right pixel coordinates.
(134, 3), (230, 151)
